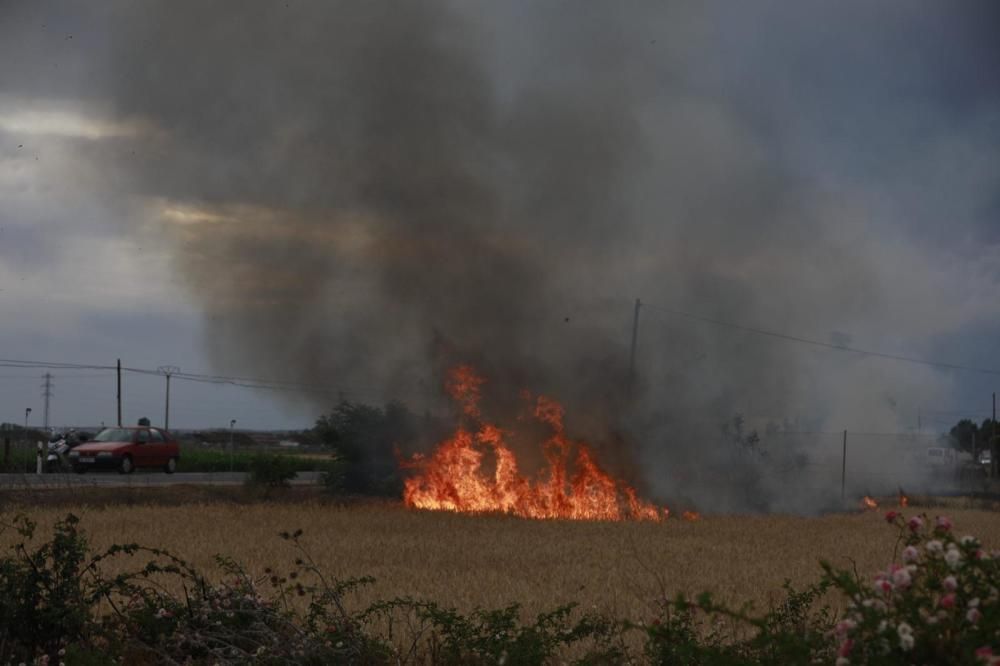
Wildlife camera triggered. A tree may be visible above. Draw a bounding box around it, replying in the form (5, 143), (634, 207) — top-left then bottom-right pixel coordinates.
(948, 419), (979, 453)
(312, 400), (418, 495)
(946, 418), (998, 457)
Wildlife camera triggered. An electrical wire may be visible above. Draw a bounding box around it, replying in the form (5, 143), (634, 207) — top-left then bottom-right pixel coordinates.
(640, 302), (1000, 377)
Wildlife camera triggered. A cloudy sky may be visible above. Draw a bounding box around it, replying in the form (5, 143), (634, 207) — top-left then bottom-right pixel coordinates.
(0, 1), (998, 437)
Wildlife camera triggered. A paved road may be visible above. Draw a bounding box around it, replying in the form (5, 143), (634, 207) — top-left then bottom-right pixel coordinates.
(0, 471), (322, 489)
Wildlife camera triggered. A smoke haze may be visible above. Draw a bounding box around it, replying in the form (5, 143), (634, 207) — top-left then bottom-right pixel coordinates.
(6, 1), (998, 510)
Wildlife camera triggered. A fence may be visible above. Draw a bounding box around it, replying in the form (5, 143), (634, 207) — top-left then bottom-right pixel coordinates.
(756, 431), (985, 499)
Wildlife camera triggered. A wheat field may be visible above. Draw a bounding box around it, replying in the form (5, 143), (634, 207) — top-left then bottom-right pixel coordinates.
(3, 500), (999, 622)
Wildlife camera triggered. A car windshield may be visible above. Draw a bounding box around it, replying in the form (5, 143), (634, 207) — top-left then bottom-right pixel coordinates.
(92, 428), (133, 442)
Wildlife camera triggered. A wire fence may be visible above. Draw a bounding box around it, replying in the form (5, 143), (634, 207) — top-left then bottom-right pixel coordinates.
(756, 431), (988, 497)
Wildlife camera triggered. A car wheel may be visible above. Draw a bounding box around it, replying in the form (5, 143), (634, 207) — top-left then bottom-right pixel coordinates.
(119, 455), (134, 475)
(165, 457), (177, 474)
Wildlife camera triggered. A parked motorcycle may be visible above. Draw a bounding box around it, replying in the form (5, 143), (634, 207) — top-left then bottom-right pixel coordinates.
(46, 430), (89, 473)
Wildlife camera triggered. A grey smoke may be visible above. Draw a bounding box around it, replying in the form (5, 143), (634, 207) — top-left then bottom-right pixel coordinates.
(36, 0), (999, 511)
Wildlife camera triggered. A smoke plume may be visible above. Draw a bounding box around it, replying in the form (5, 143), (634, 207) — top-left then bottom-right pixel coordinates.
(79, 1), (1000, 511)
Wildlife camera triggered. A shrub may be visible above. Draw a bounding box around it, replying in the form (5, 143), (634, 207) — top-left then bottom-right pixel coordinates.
(646, 511), (1000, 666)
(245, 453), (299, 488)
(644, 582), (835, 666)
(821, 511), (1000, 665)
(0, 514), (90, 662)
(318, 460), (346, 495)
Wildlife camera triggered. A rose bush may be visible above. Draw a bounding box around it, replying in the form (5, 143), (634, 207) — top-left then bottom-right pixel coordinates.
(822, 511), (999, 665)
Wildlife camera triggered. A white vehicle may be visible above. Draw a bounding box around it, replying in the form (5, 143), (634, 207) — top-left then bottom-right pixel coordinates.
(926, 447), (957, 468)
(979, 449), (992, 466)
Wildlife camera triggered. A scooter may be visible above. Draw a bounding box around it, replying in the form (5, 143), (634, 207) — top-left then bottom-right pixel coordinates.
(46, 431), (88, 473)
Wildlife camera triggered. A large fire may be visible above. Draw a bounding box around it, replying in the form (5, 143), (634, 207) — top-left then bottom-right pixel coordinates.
(402, 366), (669, 521)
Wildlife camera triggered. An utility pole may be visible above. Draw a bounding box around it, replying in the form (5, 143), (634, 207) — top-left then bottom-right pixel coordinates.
(2, 423), (10, 471)
(628, 298), (641, 390)
(116, 359), (122, 427)
(841, 430), (847, 501)
(229, 419), (237, 473)
(158, 366), (180, 430)
(41, 373), (53, 430)
(990, 391), (1000, 478)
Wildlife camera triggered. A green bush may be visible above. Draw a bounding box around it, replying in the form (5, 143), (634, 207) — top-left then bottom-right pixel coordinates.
(318, 461), (346, 495)
(0, 514), (90, 662)
(245, 453), (299, 488)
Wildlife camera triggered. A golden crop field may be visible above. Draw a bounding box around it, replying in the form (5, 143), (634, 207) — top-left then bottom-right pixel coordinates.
(3, 498), (999, 623)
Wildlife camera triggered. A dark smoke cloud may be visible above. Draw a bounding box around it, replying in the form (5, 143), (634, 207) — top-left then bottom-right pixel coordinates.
(102, 1), (645, 409)
(55, 0), (1000, 510)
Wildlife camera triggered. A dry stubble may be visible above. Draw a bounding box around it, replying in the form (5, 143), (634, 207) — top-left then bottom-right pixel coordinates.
(3, 502), (999, 622)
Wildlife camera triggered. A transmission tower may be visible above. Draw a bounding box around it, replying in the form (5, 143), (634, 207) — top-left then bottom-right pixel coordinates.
(41, 373), (53, 429)
(158, 366), (181, 430)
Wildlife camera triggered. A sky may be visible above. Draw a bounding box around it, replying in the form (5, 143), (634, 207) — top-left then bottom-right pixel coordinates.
(0, 1), (998, 443)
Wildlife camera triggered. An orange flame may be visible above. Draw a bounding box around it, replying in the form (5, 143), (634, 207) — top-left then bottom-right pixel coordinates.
(403, 366), (669, 522)
(681, 511), (701, 522)
(899, 492), (909, 508)
(861, 495), (878, 510)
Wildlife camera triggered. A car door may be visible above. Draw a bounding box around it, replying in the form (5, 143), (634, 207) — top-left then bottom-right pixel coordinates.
(133, 428), (153, 467)
(157, 428), (179, 463)
(149, 428), (169, 466)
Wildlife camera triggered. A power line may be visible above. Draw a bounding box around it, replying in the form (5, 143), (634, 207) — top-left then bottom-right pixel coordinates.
(0, 356), (405, 400)
(0, 373), (60, 379)
(919, 408), (994, 417)
(641, 302), (1000, 377)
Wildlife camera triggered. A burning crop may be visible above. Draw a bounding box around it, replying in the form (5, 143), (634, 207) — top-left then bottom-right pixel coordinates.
(402, 366), (668, 522)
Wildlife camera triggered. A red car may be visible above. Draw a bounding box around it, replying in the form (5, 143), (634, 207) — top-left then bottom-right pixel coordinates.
(70, 426), (180, 474)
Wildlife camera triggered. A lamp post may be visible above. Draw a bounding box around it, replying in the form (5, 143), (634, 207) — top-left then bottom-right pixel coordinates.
(229, 419), (236, 473)
(24, 408), (32, 474)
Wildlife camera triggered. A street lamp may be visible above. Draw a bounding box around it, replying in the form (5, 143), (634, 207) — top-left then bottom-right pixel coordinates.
(229, 419), (237, 473)
(24, 408), (32, 473)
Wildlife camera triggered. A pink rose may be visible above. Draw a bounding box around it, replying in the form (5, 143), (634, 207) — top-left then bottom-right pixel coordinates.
(935, 515), (953, 532)
(908, 516), (924, 532)
(892, 567), (912, 588)
(967, 608), (982, 624)
(835, 619), (856, 636)
(943, 575), (958, 591)
(939, 593), (956, 609)
(884, 510), (898, 523)
(837, 638), (854, 657)
(902, 545), (920, 562)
